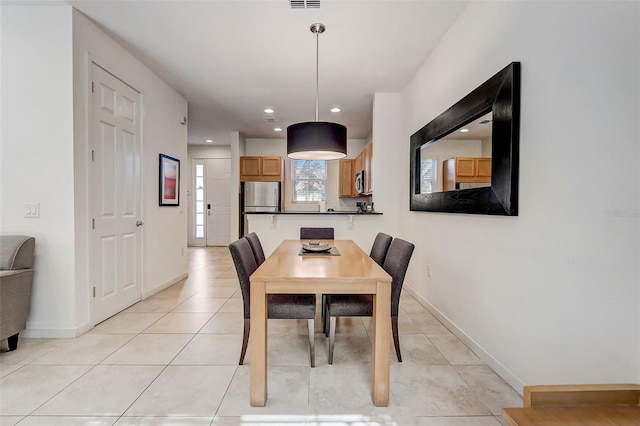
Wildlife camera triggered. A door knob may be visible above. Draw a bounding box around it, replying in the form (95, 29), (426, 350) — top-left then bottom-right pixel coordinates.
(136, 220), (144, 227)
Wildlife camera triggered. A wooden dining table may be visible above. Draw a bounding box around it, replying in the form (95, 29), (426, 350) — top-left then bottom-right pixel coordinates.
(249, 239), (393, 407)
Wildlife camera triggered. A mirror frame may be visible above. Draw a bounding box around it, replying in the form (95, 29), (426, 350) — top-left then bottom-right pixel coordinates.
(410, 62), (521, 215)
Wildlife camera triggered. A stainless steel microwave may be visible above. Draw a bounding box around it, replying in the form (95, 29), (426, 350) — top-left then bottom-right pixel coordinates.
(355, 170), (365, 194)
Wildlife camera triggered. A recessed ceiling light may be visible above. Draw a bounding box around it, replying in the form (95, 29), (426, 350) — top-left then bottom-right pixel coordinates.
(459, 128), (469, 133)
(264, 108), (274, 114)
(206, 139), (213, 143)
(330, 107), (341, 113)
(274, 127), (282, 132)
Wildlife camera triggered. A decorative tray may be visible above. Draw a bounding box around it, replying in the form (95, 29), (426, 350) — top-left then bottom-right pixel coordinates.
(302, 242), (331, 252)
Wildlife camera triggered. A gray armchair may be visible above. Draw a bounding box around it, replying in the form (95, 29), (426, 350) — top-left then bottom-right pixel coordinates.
(0, 235), (35, 351)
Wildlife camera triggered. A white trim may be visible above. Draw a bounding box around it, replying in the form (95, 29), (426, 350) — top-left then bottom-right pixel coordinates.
(23, 316), (91, 338)
(23, 274), (187, 339)
(404, 285), (525, 396)
(142, 273), (188, 299)
(23, 327), (81, 339)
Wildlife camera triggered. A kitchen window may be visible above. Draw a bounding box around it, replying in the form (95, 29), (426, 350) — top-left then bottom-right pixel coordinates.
(291, 159), (327, 202)
(420, 158), (437, 194)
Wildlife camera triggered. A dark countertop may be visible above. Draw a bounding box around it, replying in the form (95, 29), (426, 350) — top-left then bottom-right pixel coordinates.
(243, 211), (382, 215)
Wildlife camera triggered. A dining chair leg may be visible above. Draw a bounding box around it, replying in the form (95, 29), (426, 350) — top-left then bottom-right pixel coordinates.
(328, 316), (337, 364)
(323, 301), (330, 337)
(321, 294), (327, 335)
(239, 318), (250, 365)
(392, 316), (402, 362)
(307, 318), (315, 367)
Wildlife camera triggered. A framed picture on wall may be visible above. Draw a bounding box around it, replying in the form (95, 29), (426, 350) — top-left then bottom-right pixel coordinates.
(159, 153), (180, 206)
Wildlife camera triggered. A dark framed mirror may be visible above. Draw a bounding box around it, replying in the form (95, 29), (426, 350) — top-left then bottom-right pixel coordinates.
(410, 62), (521, 215)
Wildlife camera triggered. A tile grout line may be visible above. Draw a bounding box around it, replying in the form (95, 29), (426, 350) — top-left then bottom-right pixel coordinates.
(116, 262), (238, 422)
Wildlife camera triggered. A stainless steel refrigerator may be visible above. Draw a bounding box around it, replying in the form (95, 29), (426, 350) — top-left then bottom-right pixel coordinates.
(241, 181), (281, 236)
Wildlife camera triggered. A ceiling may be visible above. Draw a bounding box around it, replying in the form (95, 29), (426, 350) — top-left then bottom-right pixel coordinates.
(68, 0), (469, 145)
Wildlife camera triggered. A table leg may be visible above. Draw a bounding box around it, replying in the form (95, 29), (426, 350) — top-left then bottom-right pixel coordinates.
(371, 280), (391, 406)
(250, 280), (268, 406)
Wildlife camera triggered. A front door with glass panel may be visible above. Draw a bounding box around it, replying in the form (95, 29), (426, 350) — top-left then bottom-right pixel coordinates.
(192, 158), (231, 246)
(205, 158), (231, 246)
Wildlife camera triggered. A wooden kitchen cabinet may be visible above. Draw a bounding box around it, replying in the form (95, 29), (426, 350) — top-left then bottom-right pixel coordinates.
(443, 157), (491, 191)
(338, 142), (374, 197)
(240, 156), (283, 182)
(261, 157), (282, 176)
(240, 157), (261, 177)
(339, 159), (354, 197)
(363, 142), (372, 194)
(353, 151), (364, 175)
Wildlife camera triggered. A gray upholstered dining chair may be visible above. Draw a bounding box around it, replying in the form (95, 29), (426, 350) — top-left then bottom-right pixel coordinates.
(245, 232), (266, 265)
(229, 237), (317, 367)
(321, 232), (393, 335)
(369, 232), (393, 266)
(300, 227), (334, 240)
(324, 237), (415, 364)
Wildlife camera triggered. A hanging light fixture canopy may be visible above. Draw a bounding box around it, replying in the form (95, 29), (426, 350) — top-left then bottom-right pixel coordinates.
(287, 23), (347, 160)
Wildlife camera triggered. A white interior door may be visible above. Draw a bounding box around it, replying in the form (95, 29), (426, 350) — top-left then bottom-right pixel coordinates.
(91, 63), (142, 323)
(206, 158), (231, 246)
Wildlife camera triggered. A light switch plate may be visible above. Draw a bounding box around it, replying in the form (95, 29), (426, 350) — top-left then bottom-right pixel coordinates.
(24, 202), (40, 218)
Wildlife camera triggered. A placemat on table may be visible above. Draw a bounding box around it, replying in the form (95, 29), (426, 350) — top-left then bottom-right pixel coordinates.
(298, 246), (340, 256)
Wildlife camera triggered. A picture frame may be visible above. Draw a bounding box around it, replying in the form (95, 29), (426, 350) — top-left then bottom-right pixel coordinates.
(159, 153), (180, 206)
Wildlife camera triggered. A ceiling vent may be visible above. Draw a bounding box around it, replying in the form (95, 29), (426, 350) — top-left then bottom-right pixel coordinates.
(265, 117), (278, 123)
(290, 0), (320, 9)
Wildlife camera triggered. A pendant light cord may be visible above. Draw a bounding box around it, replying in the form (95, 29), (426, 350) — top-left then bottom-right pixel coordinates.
(315, 27), (319, 122)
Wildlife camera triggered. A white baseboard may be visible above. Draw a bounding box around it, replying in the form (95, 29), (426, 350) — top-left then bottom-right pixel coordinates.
(22, 274), (189, 339)
(404, 285), (525, 396)
(22, 327), (78, 338)
(142, 272), (188, 299)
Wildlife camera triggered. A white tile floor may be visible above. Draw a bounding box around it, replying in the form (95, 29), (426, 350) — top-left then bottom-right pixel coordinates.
(0, 246), (522, 425)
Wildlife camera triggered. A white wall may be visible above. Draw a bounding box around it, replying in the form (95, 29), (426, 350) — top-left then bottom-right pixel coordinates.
(73, 9), (189, 306)
(371, 93), (404, 239)
(230, 132), (246, 240)
(245, 138), (367, 212)
(248, 213), (385, 258)
(0, 4), (189, 337)
(379, 1), (639, 391)
(1, 5), (76, 335)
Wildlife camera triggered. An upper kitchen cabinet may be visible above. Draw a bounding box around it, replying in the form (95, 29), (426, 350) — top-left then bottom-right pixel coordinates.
(240, 156), (284, 182)
(339, 158), (354, 197)
(338, 141), (373, 197)
(443, 157), (491, 191)
(363, 142), (372, 194)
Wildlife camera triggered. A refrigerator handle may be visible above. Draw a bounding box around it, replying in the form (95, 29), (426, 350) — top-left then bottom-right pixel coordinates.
(274, 188), (278, 210)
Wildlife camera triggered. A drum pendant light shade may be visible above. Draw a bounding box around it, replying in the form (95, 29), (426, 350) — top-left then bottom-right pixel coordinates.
(287, 23), (347, 160)
(287, 121), (347, 160)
